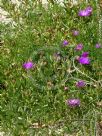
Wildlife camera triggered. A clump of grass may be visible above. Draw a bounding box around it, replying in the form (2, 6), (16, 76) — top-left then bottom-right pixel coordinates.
(0, 0), (102, 135)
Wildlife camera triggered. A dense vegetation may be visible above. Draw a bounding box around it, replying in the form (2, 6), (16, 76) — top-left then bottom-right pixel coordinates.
(0, 1), (102, 135)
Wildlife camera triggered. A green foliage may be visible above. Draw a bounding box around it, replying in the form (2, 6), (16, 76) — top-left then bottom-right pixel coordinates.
(0, 1), (102, 135)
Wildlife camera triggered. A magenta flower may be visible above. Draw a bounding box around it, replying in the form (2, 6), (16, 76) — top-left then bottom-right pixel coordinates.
(75, 44), (83, 51)
(95, 43), (101, 48)
(78, 6), (92, 17)
(23, 61), (34, 69)
(67, 99), (80, 107)
(79, 56), (90, 65)
(78, 10), (90, 17)
(81, 52), (89, 57)
(62, 40), (69, 46)
(76, 80), (86, 88)
(72, 30), (79, 36)
(86, 6), (93, 13)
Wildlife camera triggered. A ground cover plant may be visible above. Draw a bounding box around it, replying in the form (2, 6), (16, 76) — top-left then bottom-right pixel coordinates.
(0, 0), (102, 135)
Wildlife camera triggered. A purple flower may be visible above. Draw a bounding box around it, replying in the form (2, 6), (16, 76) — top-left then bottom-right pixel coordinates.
(78, 6), (92, 17)
(79, 56), (90, 65)
(78, 10), (90, 17)
(95, 43), (101, 48)
(62, 40), (69, 46)
(23, 61), (34, 69)
(67, 99), (80, 107)
(81, 52), (89, 57)
(75, 44), (83, 51)
(85, 6), (93, 13)
(72, 30), (79, 36)
(76, 80), (86, 88)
